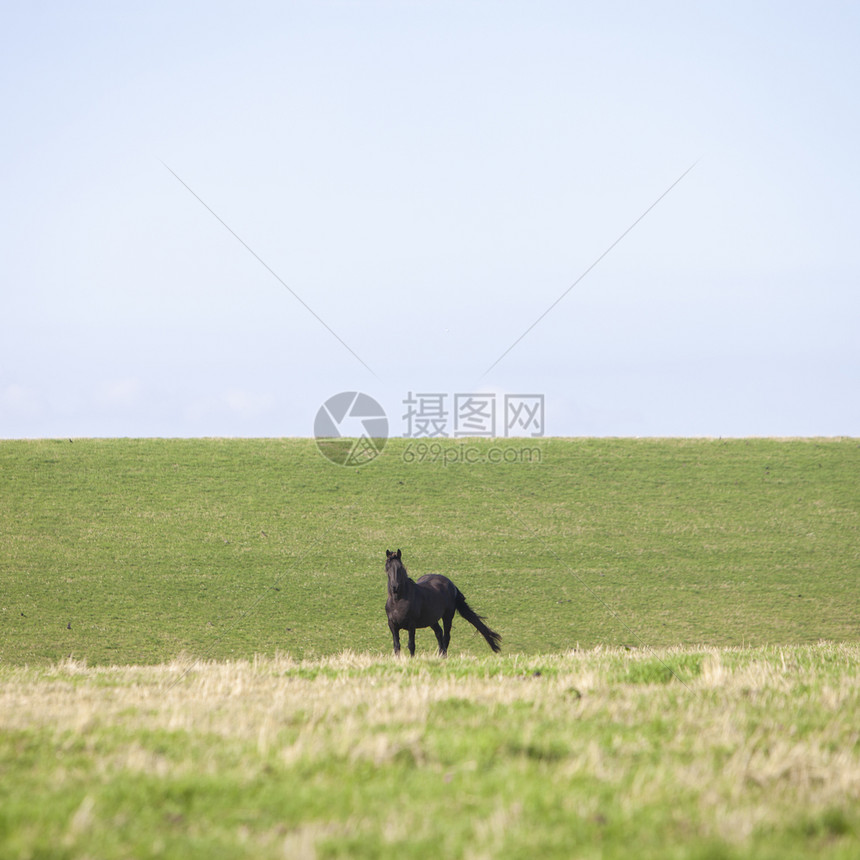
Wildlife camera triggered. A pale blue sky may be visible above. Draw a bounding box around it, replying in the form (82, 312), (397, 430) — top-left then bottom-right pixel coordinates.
(2, 1), (858, 438)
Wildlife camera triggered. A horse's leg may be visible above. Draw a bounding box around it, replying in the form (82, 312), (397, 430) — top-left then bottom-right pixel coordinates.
(442, 609), (454, 652)
(407, 627), (416, 657)
(389, 622), (401, 656)
(430, 621), (446, 656)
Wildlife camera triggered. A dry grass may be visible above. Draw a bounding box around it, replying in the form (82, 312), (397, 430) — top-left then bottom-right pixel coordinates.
(1, 644), (858, 859)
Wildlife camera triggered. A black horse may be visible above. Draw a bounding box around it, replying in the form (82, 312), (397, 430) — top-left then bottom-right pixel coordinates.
(384, 549), (501, 656)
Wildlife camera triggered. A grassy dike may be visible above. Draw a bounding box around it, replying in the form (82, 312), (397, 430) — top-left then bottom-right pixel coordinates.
(1, 437), (858, 664)
(0, 645), (858, 859)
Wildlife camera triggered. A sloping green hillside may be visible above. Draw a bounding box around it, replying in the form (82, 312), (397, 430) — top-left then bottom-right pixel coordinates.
(1, 438), (857, 664)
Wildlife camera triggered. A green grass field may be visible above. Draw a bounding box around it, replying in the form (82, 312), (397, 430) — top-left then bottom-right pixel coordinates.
(1, 437), (858, 664)
(1, 437), (858, 858)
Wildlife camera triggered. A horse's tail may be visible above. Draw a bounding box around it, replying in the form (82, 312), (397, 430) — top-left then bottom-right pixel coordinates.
(455, 591), (501, 653)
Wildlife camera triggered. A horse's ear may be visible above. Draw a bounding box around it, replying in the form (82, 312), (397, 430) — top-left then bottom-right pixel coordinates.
(386, 549), (392, 558)
(396, 549), (401, 559)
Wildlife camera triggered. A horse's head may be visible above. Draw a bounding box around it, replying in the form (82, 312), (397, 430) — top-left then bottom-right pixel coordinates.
(385, 548), (406, 598)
